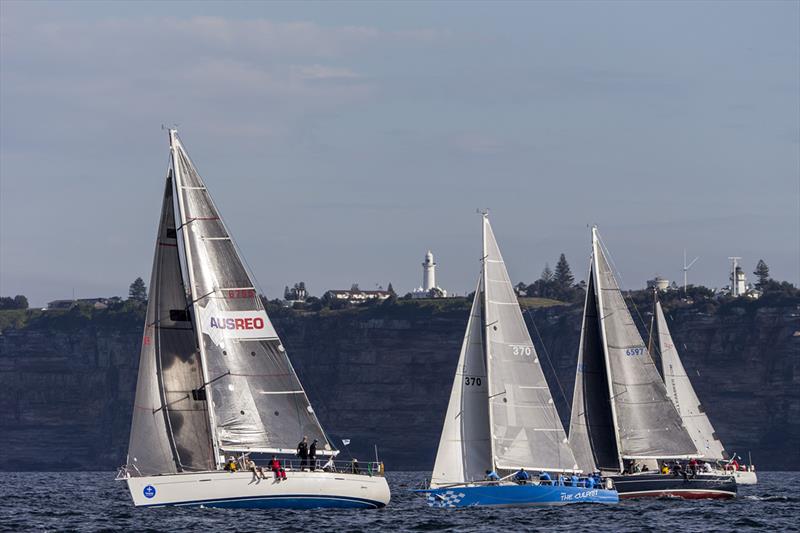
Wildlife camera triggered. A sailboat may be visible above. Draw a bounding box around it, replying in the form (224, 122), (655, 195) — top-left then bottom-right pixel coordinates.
(654, 296), (757, 484)
(116, 130), (390, 509)
(415, 214), (618, 507)
(568, 226), (736, 499)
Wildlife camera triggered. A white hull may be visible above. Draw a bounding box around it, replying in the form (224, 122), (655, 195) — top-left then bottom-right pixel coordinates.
(712, 469), (757, 485)
(125, 470), (390, 509)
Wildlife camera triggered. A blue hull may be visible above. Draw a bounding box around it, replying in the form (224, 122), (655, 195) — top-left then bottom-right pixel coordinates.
(146, 494), (384, 509)
(416, 484), (619, 508)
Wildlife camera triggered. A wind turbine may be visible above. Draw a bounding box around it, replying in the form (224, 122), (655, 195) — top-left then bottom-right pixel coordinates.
(683, 249), (699, 293)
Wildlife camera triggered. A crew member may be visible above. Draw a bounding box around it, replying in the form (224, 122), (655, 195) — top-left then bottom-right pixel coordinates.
(270, 455), (287, 480)
(513, 468), (530, 484)
(297, 436), (309, 470)
(309, 439), (318, 471)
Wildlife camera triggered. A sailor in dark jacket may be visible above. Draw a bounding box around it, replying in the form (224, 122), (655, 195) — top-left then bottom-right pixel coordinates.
(309, 439), (318, 470)
(297, 435), (309, 470)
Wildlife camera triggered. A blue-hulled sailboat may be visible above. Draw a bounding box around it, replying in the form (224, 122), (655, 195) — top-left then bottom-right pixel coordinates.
(416, 214), (618, 508)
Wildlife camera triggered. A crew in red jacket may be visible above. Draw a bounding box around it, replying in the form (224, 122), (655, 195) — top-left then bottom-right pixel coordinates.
(271, 456), (287, 480)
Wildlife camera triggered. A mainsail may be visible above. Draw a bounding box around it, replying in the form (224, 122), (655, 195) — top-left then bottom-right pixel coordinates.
(169, 130), (330, 456)
(430, 276), (491, 486)
(568, 227), (697, 470)
(482, 216), (577, 472)
(127, 130), (332, 475)
(656, 301), (726, 460)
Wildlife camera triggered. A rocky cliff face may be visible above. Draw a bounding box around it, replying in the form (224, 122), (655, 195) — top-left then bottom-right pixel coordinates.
(0, 298), (798, 471)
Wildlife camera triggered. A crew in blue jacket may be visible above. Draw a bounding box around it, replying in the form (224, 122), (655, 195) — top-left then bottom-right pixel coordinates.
(539, 471), (552, 484)
(485, 469), (500, 482)
(514, 468), (531, 484)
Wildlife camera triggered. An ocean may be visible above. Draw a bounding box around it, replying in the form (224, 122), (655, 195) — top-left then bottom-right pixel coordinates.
(0, 471), (797, 532)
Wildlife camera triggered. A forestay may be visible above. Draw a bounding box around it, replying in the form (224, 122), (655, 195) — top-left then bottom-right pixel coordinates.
(170, 132), (330, 456)
(593, 232), (697, 459)
(656, 301), (726, 460)
(431, 276), (491, 486)
(482, 216), (578, 472)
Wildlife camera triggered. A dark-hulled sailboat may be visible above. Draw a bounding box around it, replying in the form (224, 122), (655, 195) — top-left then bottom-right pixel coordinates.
(568, 227), (736, 499)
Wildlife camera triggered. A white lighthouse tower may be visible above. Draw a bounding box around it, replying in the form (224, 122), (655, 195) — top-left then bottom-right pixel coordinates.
(413, 250), (447, 298)
(423, 250), (436, 292)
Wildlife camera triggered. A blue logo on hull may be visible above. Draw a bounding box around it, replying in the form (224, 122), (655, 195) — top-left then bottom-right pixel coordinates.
(143, 485), (156, 499)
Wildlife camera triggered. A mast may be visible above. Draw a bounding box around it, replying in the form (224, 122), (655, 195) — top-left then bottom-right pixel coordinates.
(591, 226), (624, 472)
(480, 211), (495, 471)
(168, 128), (221, 468)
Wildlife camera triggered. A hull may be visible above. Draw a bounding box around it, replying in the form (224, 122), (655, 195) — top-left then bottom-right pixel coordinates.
(416, 483), (619, 508)
(711, 469), (757, 485)
(125, 470), (390, 509)
(609, 473), (736, 499)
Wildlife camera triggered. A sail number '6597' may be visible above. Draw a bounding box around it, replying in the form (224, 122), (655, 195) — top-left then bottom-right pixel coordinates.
(511, 345), (533, 356)
(625, 347), (645, 356)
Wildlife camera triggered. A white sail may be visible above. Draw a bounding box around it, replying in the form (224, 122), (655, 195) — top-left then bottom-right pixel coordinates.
(592, 229), (697, 460)
(483, 216), (578, 472)
(168, 131), (331, 457)
(656, 301), (726, 460)
(430, 276), (491, 486)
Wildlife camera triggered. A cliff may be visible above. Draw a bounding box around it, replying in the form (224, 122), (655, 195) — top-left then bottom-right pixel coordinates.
(0, 296), (798, 471)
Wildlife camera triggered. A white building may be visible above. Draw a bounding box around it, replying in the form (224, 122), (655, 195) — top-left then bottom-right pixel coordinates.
(646, 276), (670, 292)
(413, 250), (448, 298)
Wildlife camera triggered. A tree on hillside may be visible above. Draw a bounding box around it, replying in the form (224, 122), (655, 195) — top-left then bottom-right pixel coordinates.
(129, 277), (147, 302)
(0, 295), (28, 310)
(753, 260), (770, 288)
(554, 254), (574, 290)
(387, 282), (396, 296)
(13, 295), (28, 309)
(540, 263), (553, 282)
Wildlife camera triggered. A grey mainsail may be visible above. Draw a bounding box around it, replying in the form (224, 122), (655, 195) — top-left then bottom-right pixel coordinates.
(482, 216), (577, 472)
(128, 173), (214, 475)
(169, 131), (330, 456)
(568, 266), (620, 473)
(592, 228), (697, 460)
(430, 276), (491, 486)
(656, 301), (726, 460)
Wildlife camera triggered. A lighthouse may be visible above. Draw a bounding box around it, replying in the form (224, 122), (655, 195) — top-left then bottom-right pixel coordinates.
(423, 250), (436, 292)
(413, 250), (447, 298)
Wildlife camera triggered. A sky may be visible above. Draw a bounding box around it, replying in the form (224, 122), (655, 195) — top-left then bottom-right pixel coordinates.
(1, 1), (798, 307)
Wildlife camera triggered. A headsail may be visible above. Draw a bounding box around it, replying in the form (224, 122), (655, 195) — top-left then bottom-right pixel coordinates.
(656, 301), (726, 460)
(592, 229), (697, 460)
(168, 131), (331, 457)
(568, 263), (620, 473)
(128, 174), (198, 476)
(482, 216), (577, 472)
(430, 276), (491, 486)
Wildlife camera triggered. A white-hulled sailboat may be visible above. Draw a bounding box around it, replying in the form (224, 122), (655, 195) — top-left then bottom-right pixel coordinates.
(415, 214), (618, 507)
(117, 130), (390, 509)
(654, 296), (757, 484)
